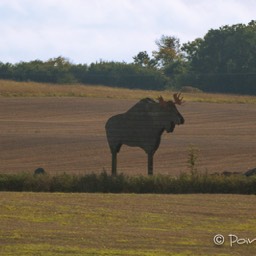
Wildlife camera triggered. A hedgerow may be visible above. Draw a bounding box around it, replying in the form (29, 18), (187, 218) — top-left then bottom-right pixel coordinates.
(1, 171), (256, 194)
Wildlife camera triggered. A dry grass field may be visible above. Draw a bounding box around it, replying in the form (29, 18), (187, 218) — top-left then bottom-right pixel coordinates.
(0, 95), (255, 175)
(1, 79), (256, 103)
(1, 193), (256, 256)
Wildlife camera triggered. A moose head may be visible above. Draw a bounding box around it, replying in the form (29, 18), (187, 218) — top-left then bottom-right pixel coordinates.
(157, 93), (185, 133)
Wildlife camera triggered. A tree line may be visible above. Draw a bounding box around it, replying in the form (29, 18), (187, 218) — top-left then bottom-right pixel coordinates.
(0, 20), (255, 94)
(0, 57), (168, 90)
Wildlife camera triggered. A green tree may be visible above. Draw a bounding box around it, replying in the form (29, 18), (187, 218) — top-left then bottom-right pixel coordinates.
(181, 20), (256, 94)
(181, 38), (203, 63)
(0, 62), (13, 79)
(133, 35), (188, 89)
(153, 35), (182, 67)
(86, 61), (168, 90)
(152, 35), (188, 89)
(133, 51), (157, 68)
(46, 56), (77, 83)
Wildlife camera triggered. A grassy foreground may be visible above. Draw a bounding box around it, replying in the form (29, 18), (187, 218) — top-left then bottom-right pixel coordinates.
(0, 79), (256, 104)
(1, 193), (256, 256)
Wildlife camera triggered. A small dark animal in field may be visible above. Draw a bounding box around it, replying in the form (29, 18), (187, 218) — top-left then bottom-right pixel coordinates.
(221, 171), (242, 176)
(34, 167), (46, 175)
(105, 93), (185, 175)
(211, 171), (242, 176)
(244, 168), (256, 177)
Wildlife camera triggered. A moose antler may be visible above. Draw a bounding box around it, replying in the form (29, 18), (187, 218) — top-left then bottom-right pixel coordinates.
(173, 93), (184, 105)
(158, 96), (168, 108)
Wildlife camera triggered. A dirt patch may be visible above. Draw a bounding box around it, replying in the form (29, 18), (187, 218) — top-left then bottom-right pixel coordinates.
(0, 97), (255, 175)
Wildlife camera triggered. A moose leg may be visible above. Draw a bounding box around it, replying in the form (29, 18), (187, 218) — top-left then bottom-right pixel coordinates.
(147, 153), (154, 175)
(111, 151), (117, 176)
(110, 144), (121, 176)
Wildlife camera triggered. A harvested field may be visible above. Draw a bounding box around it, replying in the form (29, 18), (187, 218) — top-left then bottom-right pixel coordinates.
(1, 193), (256, 256)
(0, 97), (255, 175)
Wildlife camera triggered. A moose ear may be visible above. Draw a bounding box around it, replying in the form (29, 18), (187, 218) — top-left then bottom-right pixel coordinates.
(158, 96), (168, 108)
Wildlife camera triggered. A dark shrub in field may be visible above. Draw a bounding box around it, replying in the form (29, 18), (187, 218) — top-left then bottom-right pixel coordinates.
(1, 171), (256, 194)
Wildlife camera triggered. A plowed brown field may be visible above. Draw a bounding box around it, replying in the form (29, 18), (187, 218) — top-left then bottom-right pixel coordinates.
(0, 97), (255, 175)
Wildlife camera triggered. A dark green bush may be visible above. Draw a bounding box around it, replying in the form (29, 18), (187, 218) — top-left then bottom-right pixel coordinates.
(0, 171), (256, 194)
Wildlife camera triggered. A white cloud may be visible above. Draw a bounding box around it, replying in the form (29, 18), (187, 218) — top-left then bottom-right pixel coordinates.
(0, 0), (255, 64)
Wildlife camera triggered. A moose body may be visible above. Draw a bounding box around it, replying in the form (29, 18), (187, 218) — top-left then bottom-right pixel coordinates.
(105, 94), (184, 175)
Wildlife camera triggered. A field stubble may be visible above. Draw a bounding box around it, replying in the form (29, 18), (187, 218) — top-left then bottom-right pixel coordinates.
(1, 193), (256, 255)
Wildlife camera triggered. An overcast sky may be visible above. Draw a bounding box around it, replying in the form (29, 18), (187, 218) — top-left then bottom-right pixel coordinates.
(0, 0), (255, 64)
